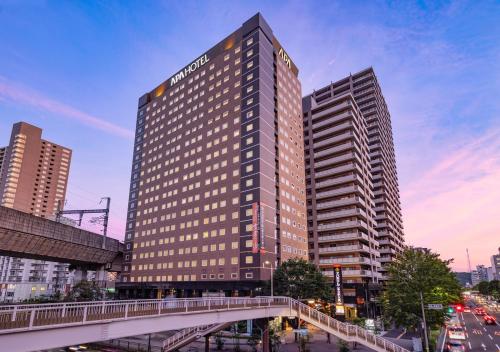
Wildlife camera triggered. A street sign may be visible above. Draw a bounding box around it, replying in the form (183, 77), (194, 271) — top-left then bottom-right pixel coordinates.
(427, 304), (443, 310)
(293, 329), (308, 336)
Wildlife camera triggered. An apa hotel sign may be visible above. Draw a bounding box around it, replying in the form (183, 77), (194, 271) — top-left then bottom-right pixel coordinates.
(170, 54), (209, 86)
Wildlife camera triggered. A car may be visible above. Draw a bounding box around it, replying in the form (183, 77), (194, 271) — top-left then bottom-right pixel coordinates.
(474, 308), (486, 315)
(448, 326), (466, 340)
(484, 315), (497, 325)
(446, 339), (465, 352)
(463, 306), (471, 313)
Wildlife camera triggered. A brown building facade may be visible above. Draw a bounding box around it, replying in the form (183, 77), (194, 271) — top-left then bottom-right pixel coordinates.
(120, 13), (307, 295)
(0, 122), (71, 218)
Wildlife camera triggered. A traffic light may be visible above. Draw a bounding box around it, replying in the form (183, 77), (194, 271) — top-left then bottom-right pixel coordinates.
(447, 306), (454, 314)
(456, 304), (463, 312)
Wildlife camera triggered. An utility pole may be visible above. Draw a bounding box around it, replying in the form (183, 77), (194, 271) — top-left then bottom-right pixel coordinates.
(420, 291), (429, 352)
(56, 197), (111, 249)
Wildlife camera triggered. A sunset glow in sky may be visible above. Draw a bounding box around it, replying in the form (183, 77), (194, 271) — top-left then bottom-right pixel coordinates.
(1, 1), (499, 271)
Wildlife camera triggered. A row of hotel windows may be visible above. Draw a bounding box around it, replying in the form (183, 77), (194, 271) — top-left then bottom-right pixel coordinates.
(131, 272), (240, 282)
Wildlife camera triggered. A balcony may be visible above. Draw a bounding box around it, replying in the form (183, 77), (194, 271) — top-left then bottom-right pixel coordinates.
(317, 230), (371, 242)
(314, 131), (356, 149)
(313, 141), (354, 159)
(316, 196), (366, 210)
(315, 174), (360, 189)
(323, 269), (381, 278)
(319, 256), (373, 266)
(316, 185), (364, 200)
(311, 101), (351, 122)
(318, 243), (372, 254)
(317, 219), (369, 232)
(313, 121), (355, 140)
(317, 208), (367, 221)
(315, 152), (357, 169)
(314, 163), (363, 178)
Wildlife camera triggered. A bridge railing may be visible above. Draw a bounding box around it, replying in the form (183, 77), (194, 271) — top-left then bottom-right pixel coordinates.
(290, 299), (409, 352)
(0, 296), (289, 332)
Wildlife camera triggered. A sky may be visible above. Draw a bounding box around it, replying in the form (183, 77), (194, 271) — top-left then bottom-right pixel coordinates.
(0, 0), (499, 272)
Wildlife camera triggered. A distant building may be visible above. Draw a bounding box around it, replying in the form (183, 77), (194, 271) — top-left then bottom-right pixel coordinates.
(0, 122), (73, 302)
(454, 272), (472, 287)
(471, 264), (489, 286)
(486, 267), (495, 281)
(491, 248), (500, 280)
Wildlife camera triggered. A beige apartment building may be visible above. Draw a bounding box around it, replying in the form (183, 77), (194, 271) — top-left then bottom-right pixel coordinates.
(0, 122), (71, 216)
(0, 122), (72, 301)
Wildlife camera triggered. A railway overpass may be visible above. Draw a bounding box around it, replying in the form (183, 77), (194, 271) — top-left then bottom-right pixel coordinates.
(0, 206), (122, 270)
(0, 296), (410, 352)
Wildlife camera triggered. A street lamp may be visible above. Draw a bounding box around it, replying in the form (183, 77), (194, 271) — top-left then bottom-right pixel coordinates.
(263, 260), (274, 297)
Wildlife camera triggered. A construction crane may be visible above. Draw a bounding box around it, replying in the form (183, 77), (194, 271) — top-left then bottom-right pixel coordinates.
(56, 197), (111, 249)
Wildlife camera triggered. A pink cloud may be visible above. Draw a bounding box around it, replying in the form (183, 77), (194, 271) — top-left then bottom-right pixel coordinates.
(402, 129), (500, 271)
(0, 76), (134, 139)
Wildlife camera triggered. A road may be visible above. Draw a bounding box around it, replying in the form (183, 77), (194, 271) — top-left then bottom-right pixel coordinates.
(441, 301), (500, 352)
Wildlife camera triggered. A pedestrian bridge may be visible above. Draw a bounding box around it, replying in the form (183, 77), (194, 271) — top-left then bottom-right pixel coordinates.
(0, 296), (409, 352)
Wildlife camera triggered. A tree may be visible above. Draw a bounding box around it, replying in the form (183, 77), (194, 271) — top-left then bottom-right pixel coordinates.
(382, 248), (462, 331)
(273, 258), (332, 301)
(474, 280), (499, 299)
(66, 280), (103, 301)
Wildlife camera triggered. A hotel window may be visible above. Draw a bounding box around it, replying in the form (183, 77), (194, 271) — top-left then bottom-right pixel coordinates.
(245, 272), (253, 279)
(246, 73), (253, 81)
(246, 61), (254, 69)
(246, 49), (253, 58)
(245, 256), (253, 264)
(246, 38), (254, 46)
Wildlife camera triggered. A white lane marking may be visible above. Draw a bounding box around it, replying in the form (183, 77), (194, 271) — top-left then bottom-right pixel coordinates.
(440, 327), (447, 352)
(489, 334), (494, 340)
(484, 327), (488, 331)
(468, 341), (472, 349)
(495, 343), (499, 351)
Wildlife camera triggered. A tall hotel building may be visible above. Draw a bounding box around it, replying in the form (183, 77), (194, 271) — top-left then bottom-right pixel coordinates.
(120, 13), (308, 296)
(303, 68), (404, 315)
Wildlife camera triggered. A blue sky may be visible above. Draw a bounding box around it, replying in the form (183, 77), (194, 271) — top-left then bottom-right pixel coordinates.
(1, 1), (499, 270)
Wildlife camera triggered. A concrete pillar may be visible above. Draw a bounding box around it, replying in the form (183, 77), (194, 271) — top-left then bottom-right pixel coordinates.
(262, 323), (270, 352)
(246, 319), (253, 335)
(205, 334), (210, 352)
(72, 268), (88, 284)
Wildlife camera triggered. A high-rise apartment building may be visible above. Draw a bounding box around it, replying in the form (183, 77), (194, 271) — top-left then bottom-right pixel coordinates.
(303, 84), (380, 317)
(491, 248), (500, 280)
(304, 68), (404, 271)
(120, 13), (307, 296)
(0, 122), (71, 216)
(0, 122), (72, 301)
(303, 68), (404, 316)
(352, 68), (404, 278)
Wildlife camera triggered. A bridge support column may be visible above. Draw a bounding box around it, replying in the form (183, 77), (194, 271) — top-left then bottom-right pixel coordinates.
(205, 334), (210, 352)
(255, 318), (270, 352)
(72, 268), (88, 284)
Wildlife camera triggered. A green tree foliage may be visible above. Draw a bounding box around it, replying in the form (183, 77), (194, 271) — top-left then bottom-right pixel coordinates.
(474, 280), (499, 299)
(382, 248), (462, 330)
(273, 258), (332, 301)
(66, 280), (103, 301)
